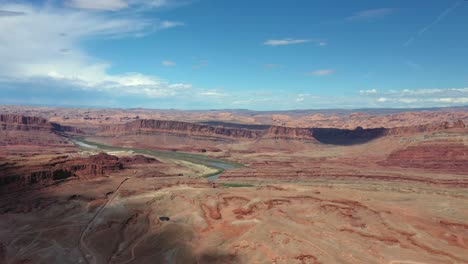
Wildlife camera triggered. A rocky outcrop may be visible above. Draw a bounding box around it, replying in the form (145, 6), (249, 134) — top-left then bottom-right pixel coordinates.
(0, 153), (159, 189)
(0, 114), (82, 146)
(119, 154), (160, 165)
(452, 120), (466, 128)
(0, 113), (82, 134)
(0, 114), (51, 131)
(386, 120), (465, 136)
(381, 142), (468, 173)
(265, 126), (315, 140)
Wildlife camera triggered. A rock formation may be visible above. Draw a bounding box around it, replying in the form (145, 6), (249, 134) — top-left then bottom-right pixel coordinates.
(99, 119), (265, 139)
(385, 120), (466, 136)
(381, 142), (468, 172)
(0, 114), (82, 146)
(98, 119), (466, 146)
(0, 153), (158, 189)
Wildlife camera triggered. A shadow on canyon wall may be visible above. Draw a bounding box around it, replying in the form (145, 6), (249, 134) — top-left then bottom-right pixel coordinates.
(311, 127), (387, 145)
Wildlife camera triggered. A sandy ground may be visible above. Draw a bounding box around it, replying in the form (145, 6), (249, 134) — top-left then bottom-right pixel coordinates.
(1, 167), (467, 264)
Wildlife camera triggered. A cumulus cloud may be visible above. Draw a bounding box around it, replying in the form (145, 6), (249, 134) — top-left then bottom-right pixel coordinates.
(0, 2), (190, 99)
(307, 69), (335, 76)
(365, 87), (468, 107)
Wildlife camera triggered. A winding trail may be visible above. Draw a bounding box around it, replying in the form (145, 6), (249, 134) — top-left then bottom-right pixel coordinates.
(79, 176), (132, 264)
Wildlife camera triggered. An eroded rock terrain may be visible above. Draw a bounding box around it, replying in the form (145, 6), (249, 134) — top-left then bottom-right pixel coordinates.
(0, 106), (467, 264)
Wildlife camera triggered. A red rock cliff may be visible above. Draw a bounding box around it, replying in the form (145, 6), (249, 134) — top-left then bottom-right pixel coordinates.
(0, 153), (158, 189)
(99, 119), (265, 139)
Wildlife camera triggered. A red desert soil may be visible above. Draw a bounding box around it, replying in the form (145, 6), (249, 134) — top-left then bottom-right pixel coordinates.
(0, 107), (467, 263)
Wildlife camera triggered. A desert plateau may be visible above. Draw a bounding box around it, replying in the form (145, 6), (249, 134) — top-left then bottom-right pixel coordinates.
(0, 106), (467, 264)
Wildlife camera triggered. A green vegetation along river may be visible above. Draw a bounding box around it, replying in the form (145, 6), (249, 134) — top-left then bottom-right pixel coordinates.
(72, 138), (242, 180)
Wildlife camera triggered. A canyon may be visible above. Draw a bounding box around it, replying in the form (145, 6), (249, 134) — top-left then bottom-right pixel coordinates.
(0, 106), (467, 264)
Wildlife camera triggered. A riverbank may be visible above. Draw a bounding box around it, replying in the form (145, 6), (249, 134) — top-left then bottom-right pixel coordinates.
(71, 138), (242, 179)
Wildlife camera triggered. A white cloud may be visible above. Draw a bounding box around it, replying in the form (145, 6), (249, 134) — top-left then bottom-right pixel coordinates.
(372, 87), (468, 106)
(0, 2), (190, 99)
(436, 97), (468, 103)
(67, 0), (185, 11)
(0, 9), (24, 16)
(162, 60), (176, 66)
(160, 20), (184, 29)
(376, 97), (468, 104)
(346, 8), (395, 21)
(307, 69), (335, 76)
(264, 38), (310, 46)
(196, 90), (227, 97)
(67, 0), (128, 11)
(232, 98), (276, 105)
(264, 38), (327, 47)
(392, 88), (468, 95)
(359, 89), (377, 94)
(130, 0), (172, 8)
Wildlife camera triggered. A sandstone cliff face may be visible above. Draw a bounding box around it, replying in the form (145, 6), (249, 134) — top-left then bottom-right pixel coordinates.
(0, 114), (82, 146)
(385, 120), (465, 136)
(0, 114), (51, 131)
(99, 119), (388, 144)
(98, 119), (467, 147)
(265, 126), (315, 140)
(381, 142), (468, 173)
(0, 153), (158, 189)
(0, 114), (82, 133)
(100, 119), (265, 139)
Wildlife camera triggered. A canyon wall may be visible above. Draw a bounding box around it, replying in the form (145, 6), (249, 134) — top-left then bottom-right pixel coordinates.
(99, 119), (265, 139)
(0, 153), (157, 189)
(0, 114), (82, 146)
(98, 119), (466, 145)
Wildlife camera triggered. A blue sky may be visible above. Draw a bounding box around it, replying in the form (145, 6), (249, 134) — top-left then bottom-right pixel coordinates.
(0, 0), (467, 110)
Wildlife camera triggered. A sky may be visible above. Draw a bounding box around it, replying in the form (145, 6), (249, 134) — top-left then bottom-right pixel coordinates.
(0, 0), (467, 110)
